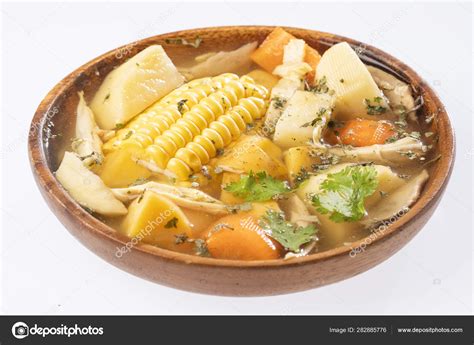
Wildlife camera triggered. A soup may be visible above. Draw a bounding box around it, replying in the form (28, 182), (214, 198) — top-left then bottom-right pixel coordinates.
(55, 27), (436, 260)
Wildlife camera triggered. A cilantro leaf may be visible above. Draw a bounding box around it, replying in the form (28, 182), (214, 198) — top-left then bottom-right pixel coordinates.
(259, 210), (318, 252)
(312, 165), (378, 222)
(224, 171), (291, 202)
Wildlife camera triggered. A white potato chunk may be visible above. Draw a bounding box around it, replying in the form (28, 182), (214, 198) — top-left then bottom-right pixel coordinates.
(273, 91), (334, 149)
(56, 152), (127, 216)
(90, 45), (184, 129)
(316, 42), (386, 120)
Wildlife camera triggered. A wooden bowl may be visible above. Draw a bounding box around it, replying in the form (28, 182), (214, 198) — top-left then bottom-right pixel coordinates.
(29, 26), (455, 296)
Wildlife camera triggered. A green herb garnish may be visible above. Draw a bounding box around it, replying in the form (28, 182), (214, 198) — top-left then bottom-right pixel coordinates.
(364, 96), (387, 115)
(225, 203), (253, 214)
(193, 239), (209, 256)
(294, 168), (310, 187)
(177, 99), (188, 114)
(174, 233), (188, 244)
(164, 217), (179, 229)
(301, 108), (327, 127)
(259, 210), (318, 252)
(224, 171), (291, 202)
(272, 97), (287, 110)
(129, 177), (149, 187)
(312, 165), (378, 222)
(307, 76), (332, 94)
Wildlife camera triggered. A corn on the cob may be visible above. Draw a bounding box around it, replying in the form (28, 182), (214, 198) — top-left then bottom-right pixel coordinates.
(167, 96), (267, 180)
(99, 73), (268, 187)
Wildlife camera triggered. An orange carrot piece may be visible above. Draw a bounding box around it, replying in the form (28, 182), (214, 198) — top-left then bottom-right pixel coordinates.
(205, 214), (283, 260)
(332, 119), (397, 147)
(251, 27), (321, 79)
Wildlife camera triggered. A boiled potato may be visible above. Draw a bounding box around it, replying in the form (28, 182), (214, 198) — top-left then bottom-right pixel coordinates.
(273, 91), (334, 149)
(216, 135), (287, 178)
(120, 191), (193, 252)
(99, 147), (151, 188)
(91, 45), (184, 129)
(316, 42), (386, 120)
(283, 146), (322, 184)
(55, 152), (127, 216)
(246, 69), (280, 91)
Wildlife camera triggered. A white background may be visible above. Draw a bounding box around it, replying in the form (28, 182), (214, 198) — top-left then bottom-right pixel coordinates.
(1, 1), (472, 315)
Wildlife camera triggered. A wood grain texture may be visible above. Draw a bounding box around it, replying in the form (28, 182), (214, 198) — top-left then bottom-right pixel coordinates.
(28, 26), (455, 296)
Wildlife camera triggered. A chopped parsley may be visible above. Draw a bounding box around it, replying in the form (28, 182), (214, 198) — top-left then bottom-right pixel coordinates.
(137, 189), (146, 203)
(272, 97), (287, 110)
(193, 239), (209, 256)
(177, 99), (188, 114)
(164, 217), (179, 229)
(174, 233), (188, 244)
(294, 168), (310, 187)
(307, 76), (333, 94)
(385, 135), (399, 144)
(224, 171), (291, 202)
(123, 131), (133, 140)
(129, 177), (149, 186)
(312, 165), (378, 222)
(259, 210), (318, 252)
(301, 108), (327, 128)
(114, 123), (125, 130)
(216, 148), (225, 157)
(397, 150), (417, 160)
(364, 96), (387, 115)
(225, 202), (253, 214)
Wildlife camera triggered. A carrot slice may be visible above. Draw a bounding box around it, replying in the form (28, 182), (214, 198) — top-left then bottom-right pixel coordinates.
(251, 27), (321, 80)
(330, 119), (397, 147)
(206, 214), (283, 260)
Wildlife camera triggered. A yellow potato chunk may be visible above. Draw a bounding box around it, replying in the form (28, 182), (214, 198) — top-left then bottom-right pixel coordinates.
(120, 191), (193, 252)
(283, 146), (322, 184)
(245, 69), (280, 91)
(99, 147), (151, 188)
(216, 135), (287, 178)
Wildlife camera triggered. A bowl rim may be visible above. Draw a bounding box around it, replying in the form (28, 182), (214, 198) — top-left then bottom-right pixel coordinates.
(28, 25), (455, 269)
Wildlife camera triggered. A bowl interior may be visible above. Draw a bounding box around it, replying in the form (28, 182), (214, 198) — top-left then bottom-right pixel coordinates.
(30, 26), (454, 267)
